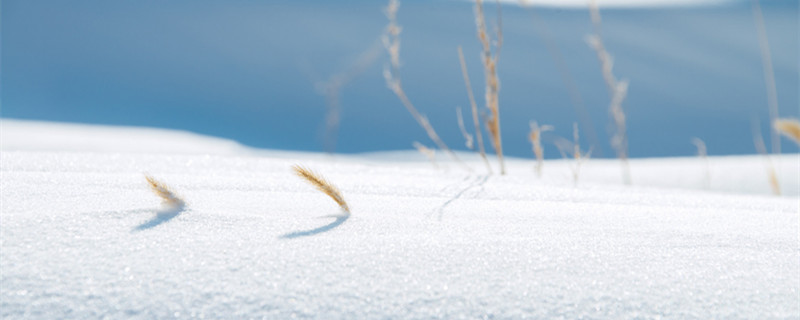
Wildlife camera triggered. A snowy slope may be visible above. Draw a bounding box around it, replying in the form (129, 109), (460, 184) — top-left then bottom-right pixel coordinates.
(1, 121), (798, 319)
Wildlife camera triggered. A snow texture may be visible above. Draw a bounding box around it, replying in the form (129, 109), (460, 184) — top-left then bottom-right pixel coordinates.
(1, 120), (799, 319)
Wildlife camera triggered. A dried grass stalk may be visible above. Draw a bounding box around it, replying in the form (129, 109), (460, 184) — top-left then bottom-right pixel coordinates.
(529, 121), (553, 178)
(458, 46), (492, 174)
(691, 137), (710, 189)
(317, 40), (382, 154)
(752, 0), (780, 154)
(145, 174), (185, 208)
(774, 118), (800, 146)
(456, 107), (474, 150)
(586, 0), (631, 185)
(474, 0), (505, 175)
(556, 123), (592, 186)
(413, 141), (439, 169)
(292, 165), (350, 213)
(517, 0), (602, 157)
(382, 0), (468, 171)
(753, 122), (781, 195)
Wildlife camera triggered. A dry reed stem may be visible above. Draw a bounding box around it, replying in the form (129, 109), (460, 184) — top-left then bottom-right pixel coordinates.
(144, 174), (185, 208)
(458, 46), (492, 174)
(456, 107), (474, 150)
(474, 0), (505, 175)
(556, 123), (591, 186)
(382, 0), (469, 171)
(318, 39), (383, 154)
(413, 141), (439, 169)
(517, 0), (602, 157)
(752, 0), (780, 154)
(292, 165), (350, 213)
(529, 121), (553, 178)
(691, 137), (711, 189)
(587, 0), (631, 185)
(753, 122), (781, 195)
(774, 118), (800, 146)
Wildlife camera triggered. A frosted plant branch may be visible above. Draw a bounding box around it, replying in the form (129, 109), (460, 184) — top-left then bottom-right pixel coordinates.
(456, 107), (474, 150)
(317, 39), (383, 154)
(518, 0), (602, 157)
(458, 46), (493, 174)
(751, 0), (780, 155)
(382, 0), (469, 171)
(752, 120), (781, 196)
(413, 141), (439, 169)
(529, 121), (553, 178)
(586, 0), (631, 185)
(474, 0), (506, 175)
(691, 138), (710, 189)
(556, 123), (591, 186)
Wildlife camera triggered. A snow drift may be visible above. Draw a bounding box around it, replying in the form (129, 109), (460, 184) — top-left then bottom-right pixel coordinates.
(1, 120), (798, 319)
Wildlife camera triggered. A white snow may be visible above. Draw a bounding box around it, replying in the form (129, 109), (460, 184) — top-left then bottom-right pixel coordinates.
(1, 120), (798, 319)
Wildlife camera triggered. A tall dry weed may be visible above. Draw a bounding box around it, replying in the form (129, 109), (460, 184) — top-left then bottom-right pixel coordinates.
(517, 0), (601, 157)
(382, 0), (468, 170)
(586, 0), (631, 185)
(555, 123), (591, 186)
(474, 0), (506, 175)
(753, 121), (781, 195)
(691, 138), (710, 189)
(752, 0), (781, 154)
(316, 40), (383, 154)
(456, 108), (474, 151)
(458, 46), (493, 174)
(529, 121), (553, 178)
(413, 141), (439, 169)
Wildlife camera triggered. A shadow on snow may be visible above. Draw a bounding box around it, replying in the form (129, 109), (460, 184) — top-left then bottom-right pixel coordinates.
(132, 205), (184, 232)
(280, 214), (350, 239)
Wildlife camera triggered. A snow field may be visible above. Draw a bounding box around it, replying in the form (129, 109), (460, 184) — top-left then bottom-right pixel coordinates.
(1, 121), (798, 318)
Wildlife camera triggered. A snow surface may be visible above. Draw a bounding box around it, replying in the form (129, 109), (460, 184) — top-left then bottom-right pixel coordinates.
(2, 120), (799, 319)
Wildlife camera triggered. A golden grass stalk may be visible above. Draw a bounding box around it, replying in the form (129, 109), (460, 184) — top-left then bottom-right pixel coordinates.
(529, 121), (553, 178)
(691, 137), (710, 189)
(458, 46), (492, 174)
(292, 165), (350, 213)
(474, 0), (505, 175)
(144, 174), (185, 208)
(413, 141), (438, 169)
(753, 121), (781, 195)
(382, 0), (469, 171)
(752, 0), (780, 154)
(586, 0), (631, 185)
(774, 118), (800, 146)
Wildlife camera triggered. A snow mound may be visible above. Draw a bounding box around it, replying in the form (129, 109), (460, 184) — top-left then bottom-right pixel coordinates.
(0, 119), (246, 155)
(1, 121), (798, 319)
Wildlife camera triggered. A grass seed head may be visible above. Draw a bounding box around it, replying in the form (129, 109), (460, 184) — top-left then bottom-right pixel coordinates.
(144, 174), (185, 208)
(774, 118), (800, 146)
(292, 165), (350, 213)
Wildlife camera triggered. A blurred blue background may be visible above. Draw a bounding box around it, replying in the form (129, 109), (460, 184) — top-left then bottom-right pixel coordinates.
(2, 0), (798, 158)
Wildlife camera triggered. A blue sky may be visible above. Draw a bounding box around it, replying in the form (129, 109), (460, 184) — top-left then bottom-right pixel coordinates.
(2, 0), (798, 158)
